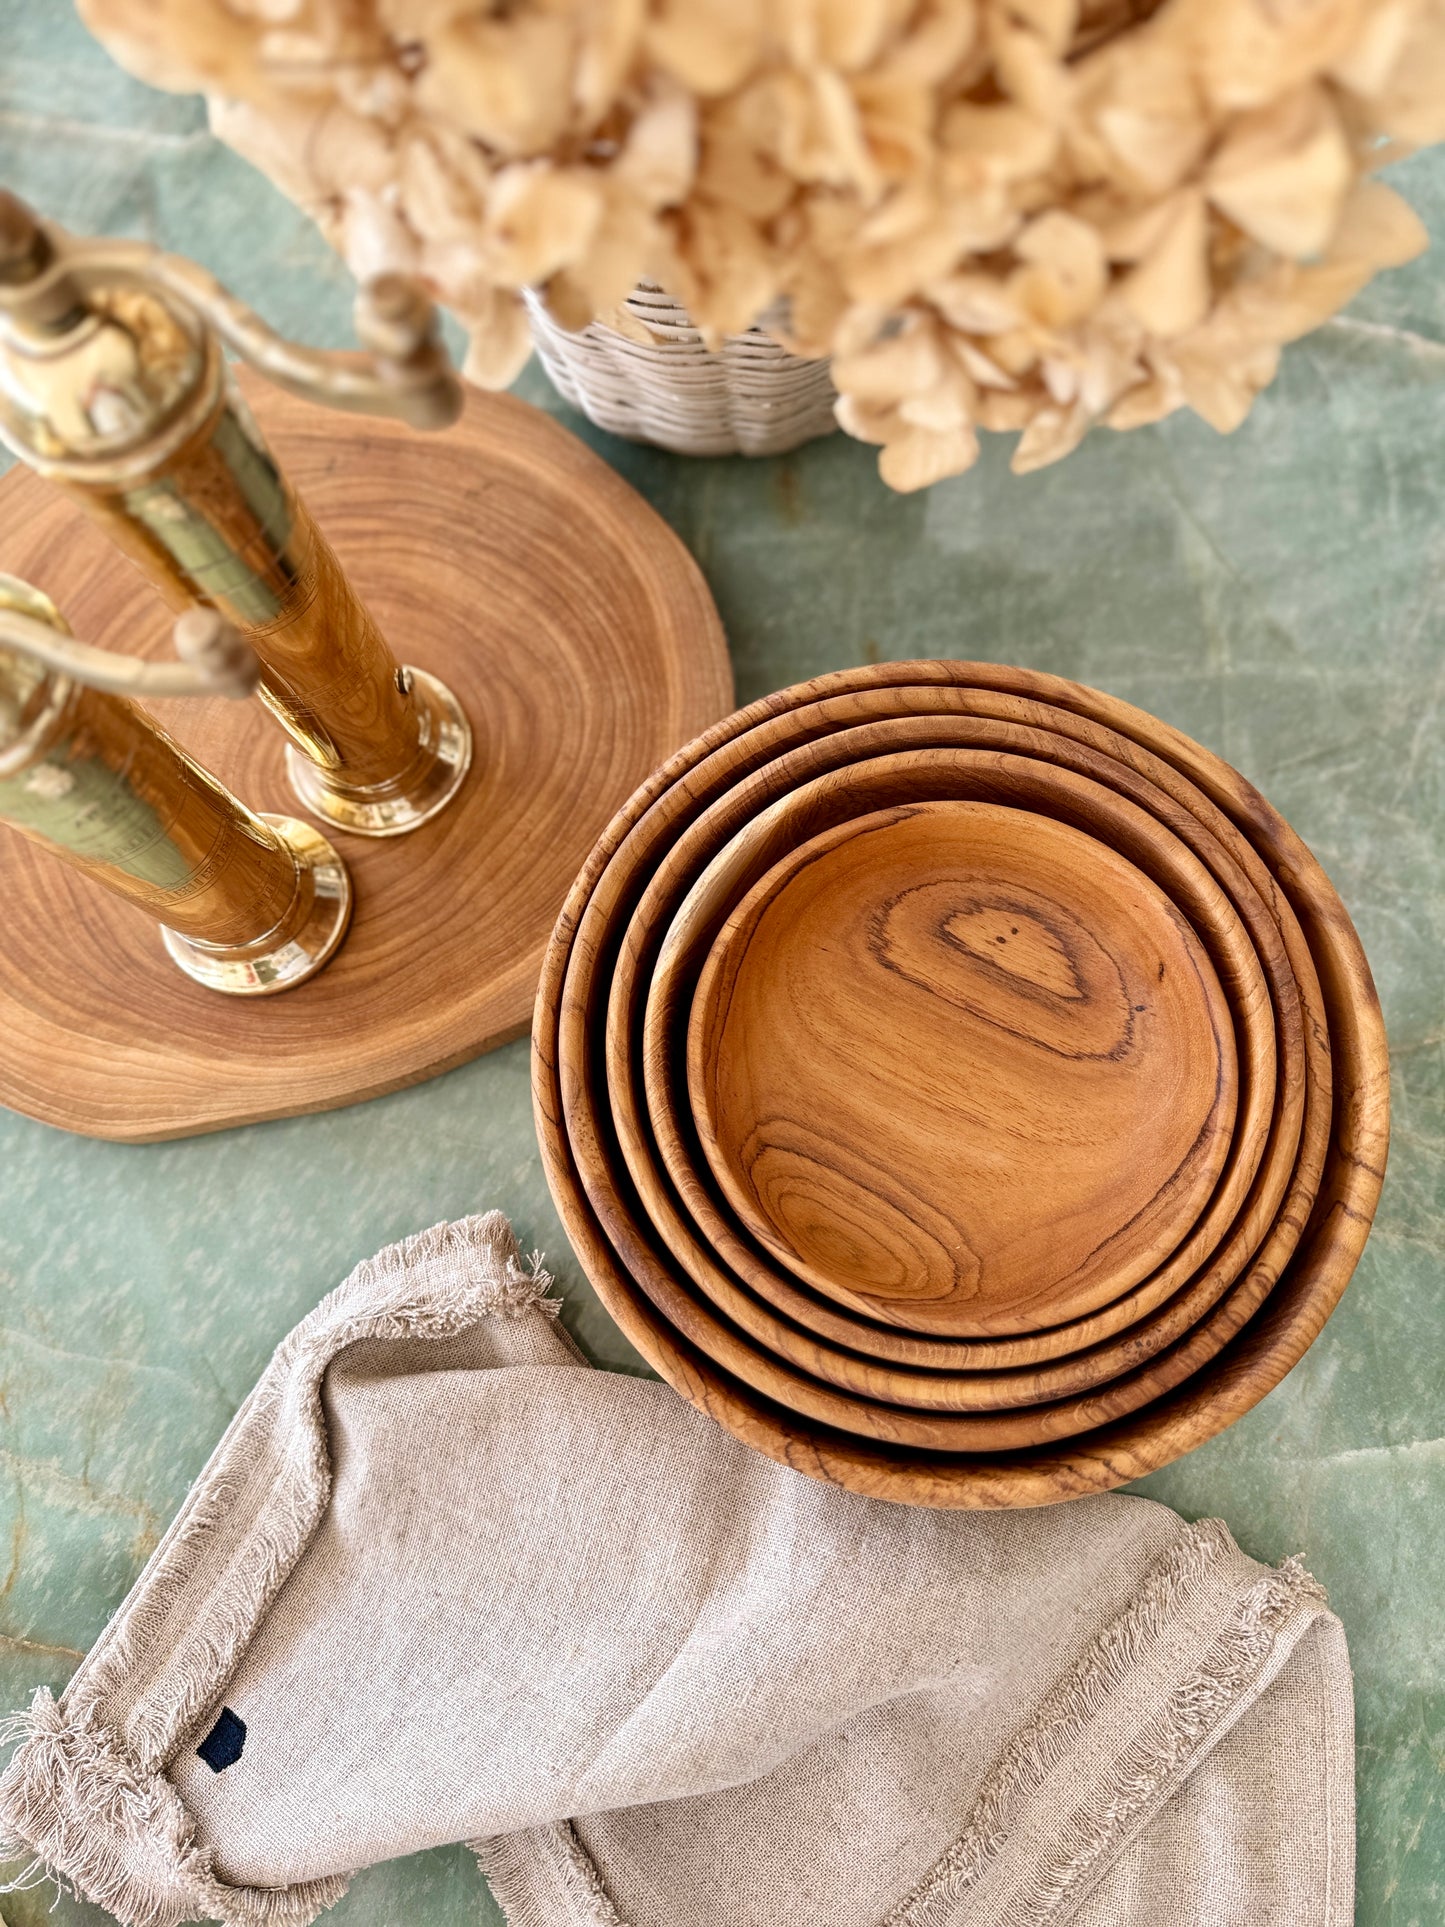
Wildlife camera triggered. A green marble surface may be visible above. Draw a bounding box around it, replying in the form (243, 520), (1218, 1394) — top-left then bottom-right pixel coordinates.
(1, 5), (1443, 1921)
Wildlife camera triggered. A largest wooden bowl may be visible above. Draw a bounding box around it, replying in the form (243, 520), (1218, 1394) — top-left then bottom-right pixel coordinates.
(575, 701), (1326, 1437)
(533, 663), (1385, 1507)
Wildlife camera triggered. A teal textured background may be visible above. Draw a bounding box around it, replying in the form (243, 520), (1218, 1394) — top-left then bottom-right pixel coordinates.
(0, 5), (1442, 1920)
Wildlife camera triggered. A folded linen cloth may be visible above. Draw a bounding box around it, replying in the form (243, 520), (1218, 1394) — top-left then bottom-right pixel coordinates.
(0, 1214), (1353, 1927)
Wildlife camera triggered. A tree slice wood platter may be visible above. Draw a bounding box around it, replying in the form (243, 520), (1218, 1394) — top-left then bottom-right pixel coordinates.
(687, 798), (1238, 1338)
(0, 373), (730, 1141)
(532, 661), (1384, 1506)
(635, 717), (1314, 1398)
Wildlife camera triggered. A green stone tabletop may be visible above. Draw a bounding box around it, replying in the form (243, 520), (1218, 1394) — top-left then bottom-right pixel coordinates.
(1, 9), (1442, 1922)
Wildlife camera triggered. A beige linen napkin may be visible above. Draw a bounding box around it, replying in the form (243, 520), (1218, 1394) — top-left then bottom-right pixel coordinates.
(0, 1215), (1353, 1927)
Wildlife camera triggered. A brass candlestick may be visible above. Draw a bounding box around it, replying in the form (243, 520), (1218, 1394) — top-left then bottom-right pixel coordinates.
(0, 574), (351, 994)
(0, 191), (471, 837)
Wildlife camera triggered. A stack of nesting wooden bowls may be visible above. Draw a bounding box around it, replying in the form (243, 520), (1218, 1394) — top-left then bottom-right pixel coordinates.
(533, 662), (1390, 1508)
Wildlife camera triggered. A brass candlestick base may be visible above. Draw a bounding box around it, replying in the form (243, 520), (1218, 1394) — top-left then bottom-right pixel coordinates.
(162, 815), (352, 994)
(285, 667), (472, 836)
(0, 575), (358, 999)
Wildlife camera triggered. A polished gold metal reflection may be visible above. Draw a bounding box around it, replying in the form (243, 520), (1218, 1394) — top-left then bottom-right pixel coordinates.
(0, 575), (351, 994)
(0, 191), (471, 836)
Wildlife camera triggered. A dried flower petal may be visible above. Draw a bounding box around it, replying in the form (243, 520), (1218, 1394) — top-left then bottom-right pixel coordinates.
(832, 318), (948, 400)
(1105, 369), (1183, 427)
(988, 13), (1069, 120)
(771, 67), (878, 194)
(1207, 85), (1354, 258)
(978, 383), (1047, 429)
(1328, 0), (1416, 97)
(1011, 398), (1090, 469)
(1010, 209), (1108, 325)
(1118, 188), (1209, 335)
(1366, 0), (1445, 141)
(928, 271), (1023, 332)
(400, 131), (484, 244)
(834, 391), (904, 444)
(876, 0), (980, 87)
(943, 102), (1060, 183)
(615, 87), (698, 209)
(462, 293), (534, 387)
(340, 187), (419, 281)
(698, 90), (796, 219)
(665, 197), (777, 335)
(83, 0), (1441, 493)
(950, 335), (1020, 388)
(900, 363), (978, 427)
(558, 182), (656, 313)
(1190, 0), (1378, 113)
(416, 12), (576, 155)
(484, 165), (603, 288)
(851, 75), (937, 181)
(646, 0), (764, 97)
(780, 0), (895, 72)
(879, 421), (980, 488)
(574, 0), (645, 124)
(78, 0), (265, 94)
(777, 258), (851, 353)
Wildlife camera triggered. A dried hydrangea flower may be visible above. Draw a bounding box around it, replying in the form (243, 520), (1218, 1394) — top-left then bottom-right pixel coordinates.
(79, 0), (1443, 489)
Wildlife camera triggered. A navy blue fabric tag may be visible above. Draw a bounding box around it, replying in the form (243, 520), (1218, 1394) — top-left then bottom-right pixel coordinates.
(196, 1706), (246, 1773)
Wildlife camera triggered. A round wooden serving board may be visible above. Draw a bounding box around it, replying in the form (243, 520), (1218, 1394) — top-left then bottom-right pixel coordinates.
(0, 374), (730, 1141)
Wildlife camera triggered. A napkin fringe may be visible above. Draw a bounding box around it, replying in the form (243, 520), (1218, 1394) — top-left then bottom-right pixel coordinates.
(0, 1692), (348, 1927)
(882, 1518), (1327, 1927)
(0, 1212), (560, 1927)
(475, 1822), (626, 1927)
(338, 1216), (559, 1325)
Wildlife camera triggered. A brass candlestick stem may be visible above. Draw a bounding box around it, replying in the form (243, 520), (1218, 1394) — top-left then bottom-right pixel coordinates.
(0, 575), (351, 993)
(0, 191), (471, 836)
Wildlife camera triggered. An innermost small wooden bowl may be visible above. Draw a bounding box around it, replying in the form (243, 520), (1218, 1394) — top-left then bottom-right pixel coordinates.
(687, 799), (1239, 1338)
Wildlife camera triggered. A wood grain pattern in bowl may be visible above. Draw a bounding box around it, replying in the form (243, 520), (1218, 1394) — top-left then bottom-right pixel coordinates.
(684, 794), (1243, 1338)
(628, 718), (1308, 1388)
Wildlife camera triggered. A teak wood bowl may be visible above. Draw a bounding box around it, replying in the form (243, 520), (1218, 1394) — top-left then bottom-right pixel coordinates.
(532, 662), (1384, 1505)
(634, 732), (1293, 1356)
(686, 798), (1240, 1339)
(586, 738), (1320, 1446)
(622, 717), (1318, 1395)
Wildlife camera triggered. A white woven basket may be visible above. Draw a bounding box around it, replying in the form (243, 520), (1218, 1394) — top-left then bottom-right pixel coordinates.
(524, 285), (838, 458)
